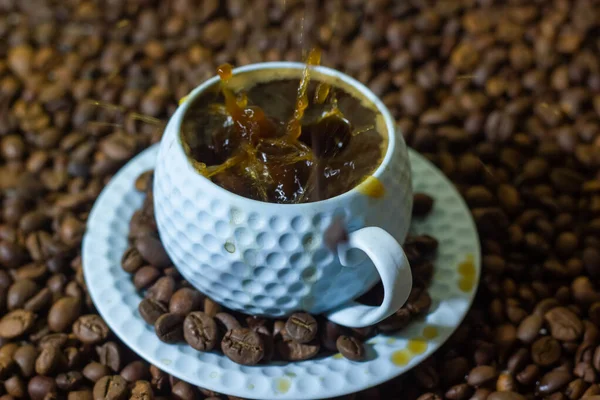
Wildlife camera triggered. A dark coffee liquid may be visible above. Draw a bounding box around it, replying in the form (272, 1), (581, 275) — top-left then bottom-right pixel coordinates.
(180, 70), (385, 203)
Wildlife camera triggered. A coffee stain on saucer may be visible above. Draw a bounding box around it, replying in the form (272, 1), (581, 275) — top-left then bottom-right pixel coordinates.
(407, 338), (428, 354)
(276, 378), (291, 394)
(391, 349), (411, 366)
(391, 326), (440, 367)
(457, 254), (476, 292)
(423, 325), (438, 339)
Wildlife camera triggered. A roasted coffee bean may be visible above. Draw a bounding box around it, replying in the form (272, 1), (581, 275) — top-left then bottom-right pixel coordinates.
(145, 276), (175, 304)
(0, 241), (29, 269)
(545, 307), (584, 341)
(83, 362), (111, 383)
(413, 193), (434, 216)
(23, 287), (51, 312)
(48, 296), (81, 332)
(441, 357), (470, 386)
(474, 341), (496, 365)
(56, 371), (84, 391)
(574, 361), (597, 383)
(377, 308), (412, 333)
(203, 297), (221, 317)
(321, 320), (346, 352)
(406, 287), (432, 315)
(38, 333), (70, 349)
(138, 298), (167, 325)
(35, 345), (66, 375)
(171, 381), (197, 400)
(445, 383), (472, 400)
(148, 365), (168, 392)
(276, 333), (320, 362)
(93, 375), (128, 400)
(285, 313), (318, 344)
(129, 380), (153, 400)
(96, 342), (121, 373)
(516, 364), (540, 385)
(13, 344), (37, 377)
(414, 363), (440, 389)
(221, 328), (264, 365)
(135, 236), (171, 269)
(532, 336), (562, 366)
(7, 279), (39, 310)
(538, 370), (573, 395)
(183, 312), (218, 351)
(336, 335), (365, 361)
(516, 314), (542, 343)
(135, 171), (153, 193)
(68, 389), (94, 400)
(214, 312), (241, 335)
(496, 372), (517, 392)
(169, 288), (203, 316)
(62, 347), (82, 371)
(119, 361), (149, 382)
(534, 298), (561, 317)
(4, 375), (26, 397)
(467, 365), (498, 387)
(254, 324), (274, 363)
(28, 375), (57, 400)
(273, 320), (286, 338)
(0, 309), (35, 339)
(154, 313), (184, 344)
(120, 247), (144, 274)
(73, 315), (109, 344)
(133, 266), (160, 290)
(506, 348), (529, 374)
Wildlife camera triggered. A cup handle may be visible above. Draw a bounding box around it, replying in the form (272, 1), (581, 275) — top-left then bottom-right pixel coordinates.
(324, 227), (412, 328)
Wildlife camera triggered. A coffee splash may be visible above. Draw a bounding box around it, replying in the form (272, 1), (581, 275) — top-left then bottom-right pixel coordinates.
(181, 50), (384, 204)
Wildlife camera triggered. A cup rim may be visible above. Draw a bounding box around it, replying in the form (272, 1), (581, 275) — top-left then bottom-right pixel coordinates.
(173, 61), (398, 208)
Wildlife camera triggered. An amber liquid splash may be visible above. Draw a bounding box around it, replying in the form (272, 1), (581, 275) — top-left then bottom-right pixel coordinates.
(181, 49), (383, 204)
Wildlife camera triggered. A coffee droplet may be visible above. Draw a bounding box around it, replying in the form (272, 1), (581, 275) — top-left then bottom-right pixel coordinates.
(217, 63), (233, 81)
(358, 176), (385, 198)
(422, 326), (438, 339)
(407, 338), (428, 354)
(457, 254), (476, 292)
(391, 349), (411, 366)
(314, 82), (331, 104)
(458, 261), (476, 276)
(459, 277), (475, 292)
(276, 378), (291, 393)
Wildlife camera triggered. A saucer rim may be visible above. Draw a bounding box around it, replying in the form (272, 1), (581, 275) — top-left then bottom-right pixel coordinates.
(82, 144), (481, 400)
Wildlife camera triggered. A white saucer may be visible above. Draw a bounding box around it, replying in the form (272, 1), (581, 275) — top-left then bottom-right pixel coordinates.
(82, 144), (480, 400)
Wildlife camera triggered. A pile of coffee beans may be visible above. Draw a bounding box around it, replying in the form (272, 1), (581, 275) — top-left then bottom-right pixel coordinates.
(124, 170), (436, 365)
(1, 0), (599, 399)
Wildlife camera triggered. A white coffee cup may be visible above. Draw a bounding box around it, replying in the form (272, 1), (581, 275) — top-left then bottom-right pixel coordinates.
(153, 62), (413, 328)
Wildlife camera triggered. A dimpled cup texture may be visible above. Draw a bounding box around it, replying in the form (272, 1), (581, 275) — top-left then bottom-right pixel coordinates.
(153, 62), (413, 318)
